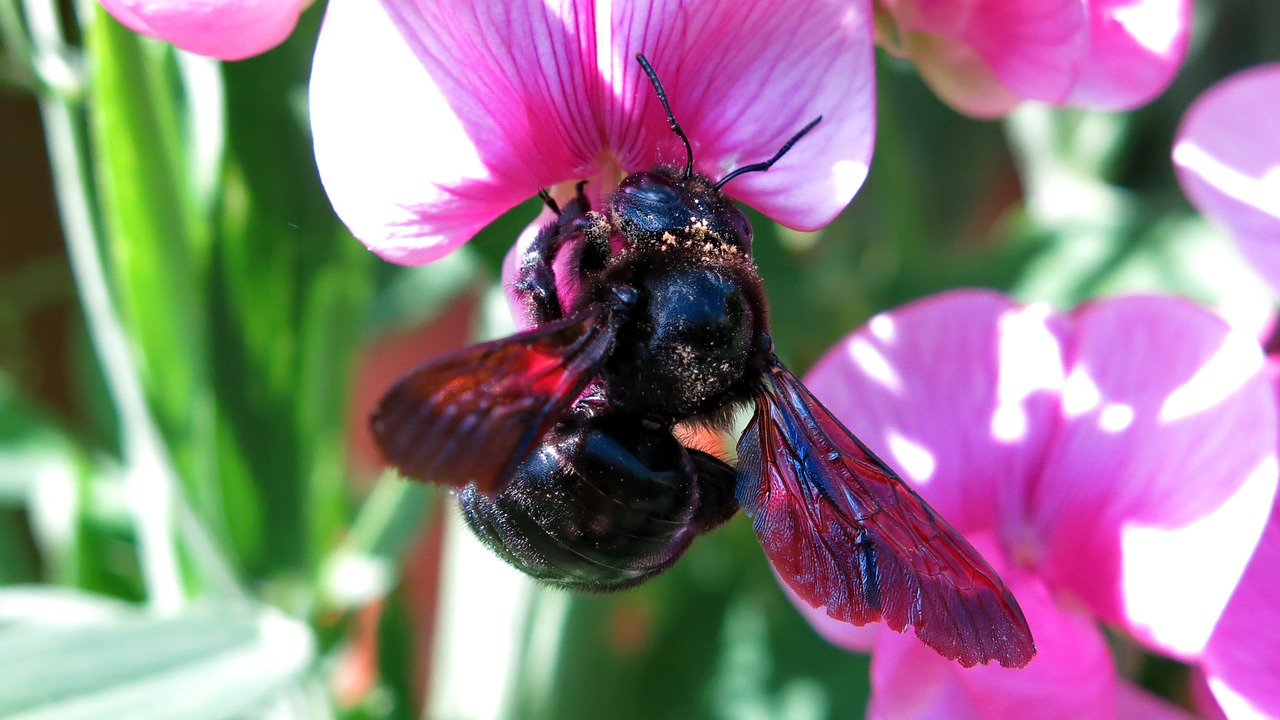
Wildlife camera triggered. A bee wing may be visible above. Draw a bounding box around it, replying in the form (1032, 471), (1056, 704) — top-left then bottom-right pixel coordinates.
(371, 304), (620, 496)
(736, 360), (1035, 668)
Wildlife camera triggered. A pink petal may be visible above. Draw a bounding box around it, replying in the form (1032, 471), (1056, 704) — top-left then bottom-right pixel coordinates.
(311, 0), (595, 264)
(1174, 64), (1280, 295)
(861, 550), (1197, 719)
(1031, 296), (1277, 657)
(805, 291), (1278, 659)
(312, 0), (875, 264)
(1065, 0), (1192, 109)
(98, 0), (307, 61)
(804, 289), (1065, 539)
(610, 0), (876, 229)
(894, 31), (1023, 118)
(1202, 497), (1280, 719)
(883, 0), (1088, 113)
(867, 571), (1118, 720)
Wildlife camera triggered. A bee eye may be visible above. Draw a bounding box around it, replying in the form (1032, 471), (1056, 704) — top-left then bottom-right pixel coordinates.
(620, 172), (679, 204)
(725, 207), (752, 243)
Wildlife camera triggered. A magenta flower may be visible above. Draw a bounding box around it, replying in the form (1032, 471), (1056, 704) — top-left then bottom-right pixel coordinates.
(309, 0), (875, 265)
(1199, 375), (1280, 718)
(97, 0), (310, 61)
(874, 0), (1191, 117)
(792, 290), (1277, 718)
(1174, 64), (1280, 297)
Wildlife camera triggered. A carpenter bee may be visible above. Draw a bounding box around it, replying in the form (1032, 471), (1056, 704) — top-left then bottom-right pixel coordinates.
(372, 55), (1035, 668)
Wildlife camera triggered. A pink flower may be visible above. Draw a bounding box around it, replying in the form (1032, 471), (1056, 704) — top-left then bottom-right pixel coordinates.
(1201, 515), (1280, 718)
(874, 0), (1191, 117)
(1198, 371), (1280, 718)
(309, 0), (876, 265)
(794, 290), (1277, 718)
(97, 0), (310, 61)
(1174, 64), (1280, 296)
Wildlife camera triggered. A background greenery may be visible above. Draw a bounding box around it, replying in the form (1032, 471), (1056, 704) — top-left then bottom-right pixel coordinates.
(0, 0), (1276, 718)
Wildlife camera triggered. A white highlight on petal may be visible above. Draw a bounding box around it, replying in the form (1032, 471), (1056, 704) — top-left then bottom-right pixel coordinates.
(1114, 0), (1183, 55)
(311, 0), (489, 258)
(868, 313), (896, 342)
(1208, 676), (1271, 720)
(1059, 371), (1136, 433)
(992, 303), (1063, 442)
(1098, 403), (1135, 433)
(991, 406), (1027, 444)
(1062, 368), (1102, 418)
(1173, 142), (1280, 221)
(1159, 327), (1264, 423)
(886, 430), (937, 483)
(1121, 455), (1278, 656)
(847, 338), (903, 395)
(832, 159), (871, 203)
(594, 0), (616, 98)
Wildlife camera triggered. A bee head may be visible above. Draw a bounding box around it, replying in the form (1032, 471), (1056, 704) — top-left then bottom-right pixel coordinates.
(610, 168), (753, 252)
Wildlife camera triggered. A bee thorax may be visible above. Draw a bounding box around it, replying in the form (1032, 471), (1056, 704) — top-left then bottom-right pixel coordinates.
(604, 264), (757, 420)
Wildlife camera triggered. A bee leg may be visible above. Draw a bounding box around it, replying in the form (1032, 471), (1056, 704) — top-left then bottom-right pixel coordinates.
(514, 182), (593, 324)
(514, 222), (568, 323)
(537, 188), (561, 215)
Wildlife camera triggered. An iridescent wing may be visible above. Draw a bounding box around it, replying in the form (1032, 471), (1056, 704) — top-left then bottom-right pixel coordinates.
(371, 304), (620, 496)
(736, 360), (1035, 668)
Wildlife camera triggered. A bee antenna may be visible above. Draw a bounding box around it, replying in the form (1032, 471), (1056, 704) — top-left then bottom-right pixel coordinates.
(712, 116), (823, 191)
(636, 54), (694, 180)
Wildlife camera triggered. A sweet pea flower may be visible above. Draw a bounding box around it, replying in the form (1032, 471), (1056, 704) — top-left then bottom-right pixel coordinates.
(310, 0), (875, 265)
(793, 290), (1277, 718)
(1201, 506), (1280, 719)
(97, 0), (310, 61)
(1174, 63), (1280, 297)
(1198, 361), (1280, 719)
(874, 0), (1191, 117)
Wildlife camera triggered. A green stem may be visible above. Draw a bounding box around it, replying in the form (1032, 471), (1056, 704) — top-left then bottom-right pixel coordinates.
(24, 0), (241, 608)
(37, 83), (186, 614)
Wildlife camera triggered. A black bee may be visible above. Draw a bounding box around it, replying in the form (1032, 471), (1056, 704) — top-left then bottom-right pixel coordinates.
(372, 55), (1035, 668)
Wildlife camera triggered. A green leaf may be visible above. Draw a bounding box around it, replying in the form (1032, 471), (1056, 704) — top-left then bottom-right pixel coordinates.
(0, 589), (315, 720)
(205, 10), (377, 579)
(86, 8), (219, 535)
